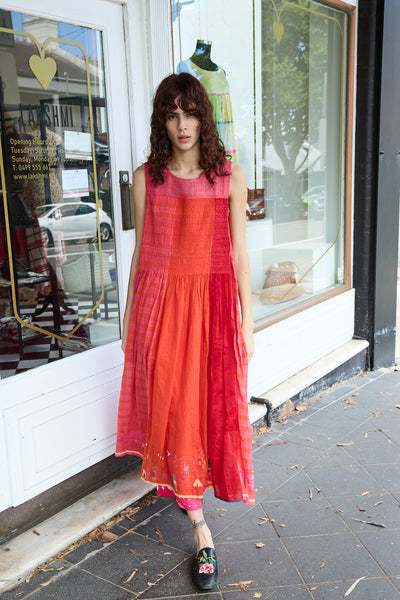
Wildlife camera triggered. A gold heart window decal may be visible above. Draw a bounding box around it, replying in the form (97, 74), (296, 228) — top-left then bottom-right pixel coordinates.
(29, 52), (57, 90)
(273, 21), (284, 44)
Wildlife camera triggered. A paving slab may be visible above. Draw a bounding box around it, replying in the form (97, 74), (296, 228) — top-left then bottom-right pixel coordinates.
(364, 463), (400, 493)
(221, 586), (312, 599)
(253, 439), (324, 468)
(3, 565), (136, 600)
(327, 492), (400, 532)
(305, 464), (383, 496)
(282, 532), (384, 583)
(216, 538), (303, 590)
(262, 497), (349, 537)
(344, 437), (400, 464)
(63, 530), (188, 595)
(215, 503), (277, 543)
(356, 529), (400, 576)
(262, 470), (318, 501)
(308, 445), (358, 468)
(310, 578), (400, 600)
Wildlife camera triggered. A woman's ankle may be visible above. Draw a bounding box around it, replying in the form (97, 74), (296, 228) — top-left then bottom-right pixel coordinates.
(193, 522), (214, 553)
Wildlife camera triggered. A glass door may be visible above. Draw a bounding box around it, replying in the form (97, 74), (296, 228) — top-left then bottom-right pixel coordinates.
(0, 2), (131, 378)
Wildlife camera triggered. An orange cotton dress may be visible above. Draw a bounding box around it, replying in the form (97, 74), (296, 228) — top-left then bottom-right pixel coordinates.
(116, 161), (254, 504)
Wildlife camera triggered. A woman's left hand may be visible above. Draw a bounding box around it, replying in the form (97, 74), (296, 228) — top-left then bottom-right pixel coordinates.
(242, 323), (254, 361)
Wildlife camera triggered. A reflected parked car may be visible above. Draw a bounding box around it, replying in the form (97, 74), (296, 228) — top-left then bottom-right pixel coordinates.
(37, 202), (113, 246)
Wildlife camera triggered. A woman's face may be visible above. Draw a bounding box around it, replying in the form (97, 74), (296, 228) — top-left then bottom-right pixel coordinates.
(165, 100), (201, 152)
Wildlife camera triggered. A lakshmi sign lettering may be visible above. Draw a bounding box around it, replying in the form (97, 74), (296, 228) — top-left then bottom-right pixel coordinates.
(16, 102), (75, 133)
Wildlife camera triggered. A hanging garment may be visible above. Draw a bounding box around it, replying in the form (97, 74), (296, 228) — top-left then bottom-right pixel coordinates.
(178, 59), (237, 162)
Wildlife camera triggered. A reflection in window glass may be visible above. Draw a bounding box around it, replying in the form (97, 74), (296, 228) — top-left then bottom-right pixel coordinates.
(172, 0), (348, 322)
(0, 11), (119, 379)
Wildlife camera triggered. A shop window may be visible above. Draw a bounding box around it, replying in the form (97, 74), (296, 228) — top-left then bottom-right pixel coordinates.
(172, 0), (349, 323)
(0, 10), (119, 379)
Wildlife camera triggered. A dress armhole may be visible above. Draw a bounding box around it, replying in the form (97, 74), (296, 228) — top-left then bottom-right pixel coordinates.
(144, 162), (151, 191)
(223, 159), (232, 197)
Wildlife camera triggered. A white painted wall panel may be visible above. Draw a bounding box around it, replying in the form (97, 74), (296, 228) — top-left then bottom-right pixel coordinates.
(0, 415), (12, 512)
(4, 357), (123, 505)
(248, 289), (355, 398)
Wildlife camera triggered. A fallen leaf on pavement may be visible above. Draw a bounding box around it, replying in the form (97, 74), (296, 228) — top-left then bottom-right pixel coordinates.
(344, 576), (366, 597)
(295, 405), (307, 412)
(337, 442), (354, 446)
(352, 518), (386, 528)
(228, 581), (254, 591)
(239, 581), (253, 591)
(356, 505), (366, 512)
(129, 549), (152, 557)
(258, 517), (270, 525)
(124, 568), (137, 583)
(97, 531), (119, 543)
(361, 491), (369, 496)
(155, 527), (164, 543)
(255, 542), (265, 548)
(344, 398), (358, 405)
(266, 441), (288, 446)
(279, 523), (286, 528)
(320, 561), (326, 568)
(33, 530), (41, 536)
(306, 436), (314, 443)
(309, 488), (313, 500)
(395, 405), (400, 410)
(373, 501), (383, 507)
(254, 593), (262, 598)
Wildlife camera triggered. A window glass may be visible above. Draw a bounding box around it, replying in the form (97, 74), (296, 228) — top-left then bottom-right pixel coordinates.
(172, 0), (348, 323)
(0, 10), (119, 379)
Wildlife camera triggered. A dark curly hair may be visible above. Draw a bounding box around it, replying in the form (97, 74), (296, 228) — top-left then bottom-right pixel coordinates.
(147, 73), (229, 186)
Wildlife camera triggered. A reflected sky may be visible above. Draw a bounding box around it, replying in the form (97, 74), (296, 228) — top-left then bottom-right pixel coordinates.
(10, 12), (99, 58)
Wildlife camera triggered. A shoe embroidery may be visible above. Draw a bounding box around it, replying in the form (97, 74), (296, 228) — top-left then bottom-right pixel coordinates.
(198, 551), (216, 574)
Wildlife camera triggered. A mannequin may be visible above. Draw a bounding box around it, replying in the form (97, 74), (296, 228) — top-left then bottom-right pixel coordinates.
(189, 40), (219, 72)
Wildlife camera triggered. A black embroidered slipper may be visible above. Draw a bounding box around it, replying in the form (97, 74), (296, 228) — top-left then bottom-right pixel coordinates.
(192, 547), (218, 590)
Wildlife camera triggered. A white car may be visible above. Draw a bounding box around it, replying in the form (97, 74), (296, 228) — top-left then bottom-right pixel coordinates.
(37, 202), (114, 245)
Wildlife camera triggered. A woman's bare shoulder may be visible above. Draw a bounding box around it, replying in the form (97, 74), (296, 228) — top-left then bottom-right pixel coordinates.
(229, 162), (247, 196)
(133, 163), (145, 181)
(230, 162), (246, 183)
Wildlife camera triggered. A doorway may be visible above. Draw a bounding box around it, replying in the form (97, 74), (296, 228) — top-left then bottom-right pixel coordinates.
(0, 0), (137, 512)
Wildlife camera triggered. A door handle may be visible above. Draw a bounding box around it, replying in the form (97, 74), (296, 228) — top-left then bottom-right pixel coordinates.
(119, 170), (134, 230)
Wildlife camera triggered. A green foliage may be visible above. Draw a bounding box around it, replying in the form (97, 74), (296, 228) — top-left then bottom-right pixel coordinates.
(262, 0), (333, 197)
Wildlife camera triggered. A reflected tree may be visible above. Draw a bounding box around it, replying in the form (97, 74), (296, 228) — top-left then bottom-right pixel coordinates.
(262, 0), (328, 204)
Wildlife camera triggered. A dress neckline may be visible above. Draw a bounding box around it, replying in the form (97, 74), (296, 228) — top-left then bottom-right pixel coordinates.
(166, 168), (205, 181)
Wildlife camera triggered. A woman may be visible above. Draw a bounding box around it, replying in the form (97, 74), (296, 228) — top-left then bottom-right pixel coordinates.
(116, 72), (254, 591)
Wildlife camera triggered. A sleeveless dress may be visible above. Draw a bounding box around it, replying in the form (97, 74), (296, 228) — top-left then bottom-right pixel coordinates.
(116, 161), (254, 505)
